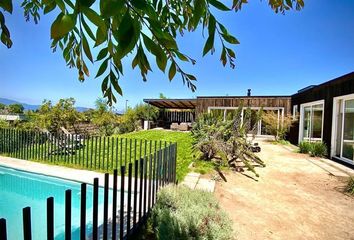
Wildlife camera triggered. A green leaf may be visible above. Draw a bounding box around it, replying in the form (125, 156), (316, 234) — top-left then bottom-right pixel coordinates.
(142, 34), (167, 72)
(100, 0), (124, 18)
(82, 6), (107, 32)
(101, 75), (109, 93)
(81, 16), (96, 41)
(220, 47), (227, 66)
(82, 34), (93, 62)
(209, 0), (230, 11)
(192, 0), (205, 27)
(203, 35), (214, 56)
(95, 27), (107, 47)
(44, 2), (57, 14)
(54, 0), (66, 12)
(0, 0), (13, 13)
(222, 33), (239, 44)
(96, 58), (109, 78)
(96, 47), (108, 61)
(51, 13), (76, 40)
(130, 0), (148, 10)
(78, 0), (95, 8)
(110, 72), (123, 95)
(115, 11), (140, 57)
(168, 62), (176, 81)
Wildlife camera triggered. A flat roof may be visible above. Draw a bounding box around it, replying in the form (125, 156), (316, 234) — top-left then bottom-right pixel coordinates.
(197, 95), (291, 99)
(144, 99), (197, 109)
(292, 71), (354, 96)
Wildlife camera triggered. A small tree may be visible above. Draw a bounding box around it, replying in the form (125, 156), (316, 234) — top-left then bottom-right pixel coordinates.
(91, 98), (120, 136)
(36, 98), (84, 133)
(261, 111), (293, 141)
(7, 103), (24, 114)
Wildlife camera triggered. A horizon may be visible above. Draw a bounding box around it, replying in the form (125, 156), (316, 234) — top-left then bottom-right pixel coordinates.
(1, 0), (353, 111)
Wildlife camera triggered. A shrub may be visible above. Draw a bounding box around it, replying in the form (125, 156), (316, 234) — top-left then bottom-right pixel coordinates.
(261, 111), (294, 141)
(299, 141), (328, 157)
(191, 108), (265, 177)
(310, 142), (327, 157)
(152, 185), (233, 240)
(299, 141), (312, 153)
(346, 177), (354, 195)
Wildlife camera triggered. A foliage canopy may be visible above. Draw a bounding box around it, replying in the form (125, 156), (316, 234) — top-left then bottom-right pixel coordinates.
(1, 0), (304, 104)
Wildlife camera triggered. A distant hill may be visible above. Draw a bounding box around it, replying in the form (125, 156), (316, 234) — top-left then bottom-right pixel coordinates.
(0, 98), (91, 112)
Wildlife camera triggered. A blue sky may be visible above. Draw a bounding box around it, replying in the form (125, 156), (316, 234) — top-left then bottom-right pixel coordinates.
(0, 0), (353, 111)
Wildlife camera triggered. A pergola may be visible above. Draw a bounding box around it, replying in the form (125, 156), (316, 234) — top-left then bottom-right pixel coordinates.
(143, 99), (197, 109)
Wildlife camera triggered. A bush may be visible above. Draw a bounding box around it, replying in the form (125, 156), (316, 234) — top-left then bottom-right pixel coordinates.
(152, 185), (233, 240)
(299, 141), (312, 153)
(346, 177), (354, 195)
(299, 141), (327, 157)
(310, 142), (327, 157)
(261, 111), (294, 141)
(191, 108), (265, 177)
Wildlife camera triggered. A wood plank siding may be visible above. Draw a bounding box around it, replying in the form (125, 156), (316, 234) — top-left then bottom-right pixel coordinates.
(289, 72), (354, 158)
(195, 96), (292, 116)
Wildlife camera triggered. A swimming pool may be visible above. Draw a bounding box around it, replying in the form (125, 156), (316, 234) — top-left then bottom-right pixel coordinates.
(0, 165), (113, 239)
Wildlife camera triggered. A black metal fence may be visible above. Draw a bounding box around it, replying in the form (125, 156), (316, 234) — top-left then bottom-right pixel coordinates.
(0, 128), (172, 173)
(0, 128), (177, 239)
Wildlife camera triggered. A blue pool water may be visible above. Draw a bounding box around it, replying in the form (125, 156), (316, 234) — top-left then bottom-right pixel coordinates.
(0, 165), (113, 239)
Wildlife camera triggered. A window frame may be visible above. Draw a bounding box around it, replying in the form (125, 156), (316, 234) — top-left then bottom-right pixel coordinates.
(298, 100), (325, 143)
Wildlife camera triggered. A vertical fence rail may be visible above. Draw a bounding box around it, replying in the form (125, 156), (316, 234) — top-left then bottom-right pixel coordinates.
(47, 197), (54, 240)
(0, 218), (7, 240)
(0, 128), (178, 240)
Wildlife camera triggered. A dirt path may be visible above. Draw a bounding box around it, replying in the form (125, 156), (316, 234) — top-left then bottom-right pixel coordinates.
(214, 141), (354, 240)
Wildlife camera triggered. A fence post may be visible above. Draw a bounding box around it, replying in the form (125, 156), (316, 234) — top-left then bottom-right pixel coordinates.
(133, 159), (138, 229)
(174, 143), (177, 183)
(120, 166), (126, 240)
(92, 178), (99, 240)
(65, 189), (72, 240)
(23, 207), (32, 240)
(143, 156), (148, 217)
(106, 137), (109, 171)
(0, 218), (7, 240)
(111, 137), (114, 170)
(115, 138), (119, 170)
(80, 183), (86, 240)
(152, 152), (157, 206)
(127, 163), (132, 236)
(139, 158), (144, 221)
(47, 197), (54, 240)
(98, 136), (102, 169)
(112, 169), (118, 240)
(85, 136), (88, 168)
(103, 173), (109, 240)
(148, 154), (152, 210)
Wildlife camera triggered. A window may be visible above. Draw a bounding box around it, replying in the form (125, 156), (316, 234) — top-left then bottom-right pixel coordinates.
(292, 105), (298, 120)
(333, 95), (354, 163)
(299, 100), (324, 142)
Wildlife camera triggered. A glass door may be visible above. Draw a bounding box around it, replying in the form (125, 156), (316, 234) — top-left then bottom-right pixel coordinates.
(342, 99), (354, 161)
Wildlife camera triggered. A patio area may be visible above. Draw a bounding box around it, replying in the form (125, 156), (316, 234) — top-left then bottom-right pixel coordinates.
(215, 140), (354, 240)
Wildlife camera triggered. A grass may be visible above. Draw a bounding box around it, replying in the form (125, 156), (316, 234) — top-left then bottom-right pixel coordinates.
(117, 130), (195, 181)
(1, 131), (174, 176)
(1, 129), (215, 181)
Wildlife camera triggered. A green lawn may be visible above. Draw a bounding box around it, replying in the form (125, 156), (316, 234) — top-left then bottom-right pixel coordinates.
(118, 130), (194, 181)
(1, 129), (205, 181)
